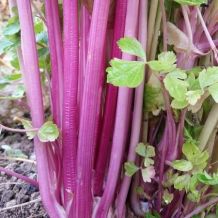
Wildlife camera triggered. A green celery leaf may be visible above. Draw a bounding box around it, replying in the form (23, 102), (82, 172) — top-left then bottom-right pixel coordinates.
(141, 166), (155, 183)
(135, 143), (146, 157)
(199, 67), (218, 89)
(174, 0), (207, 5)
(117, 37), (146, 60)
(124, 161), (139, 177)
(171, 99), (189, 109)
(38, 121), (59, 142)
(187, 190), (200, 202)
(174, 174), (191, 191)
(146, 145), (155, 158)
(144, 157), (154, 167)
(163, 189), (174, 204)
(172, 159), (193, 172)
(147, 51), (176, 73)
(164, 72), (188, 100)
(144, 84), (163, 112)
(182, 141), (201, 161)
(3, 15), (20, 36)
(106, 58), (145, 88)
(197, 171), (218, 185)
(186, 90), (203, 105)
(18, 118), (37, 140)
(208, 83), (218, 103)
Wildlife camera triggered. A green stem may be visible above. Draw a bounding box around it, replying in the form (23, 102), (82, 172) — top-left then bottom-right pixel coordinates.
(199, 104), (218, 150)
(147, 0), (159, 58)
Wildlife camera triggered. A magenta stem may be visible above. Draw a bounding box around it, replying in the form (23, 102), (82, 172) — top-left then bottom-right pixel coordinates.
(116, 0), (148, 217)
(17, 1), (64, 217)
(74, 0), (111, 217)
(62, 0), (79, 209)
(93, 0), (128, 196)
(0, 166), (38, 187)
(95, 1), (140, 217)
(45, 0), (63, 129)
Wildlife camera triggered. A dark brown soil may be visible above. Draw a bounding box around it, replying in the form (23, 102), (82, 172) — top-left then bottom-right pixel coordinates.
(0, 132), (48, 218)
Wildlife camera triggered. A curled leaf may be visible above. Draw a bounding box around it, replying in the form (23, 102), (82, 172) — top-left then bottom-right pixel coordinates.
(167, 22), (206, 55)
(38, 121), (59, 142)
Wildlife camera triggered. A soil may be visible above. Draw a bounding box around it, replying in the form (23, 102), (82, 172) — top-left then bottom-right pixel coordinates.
(0, 132), (48, 218)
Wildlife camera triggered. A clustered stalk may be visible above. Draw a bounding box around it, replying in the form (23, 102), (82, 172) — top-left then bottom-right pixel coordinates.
(3, 1), (218, 218)
(16, 1), (64, 217)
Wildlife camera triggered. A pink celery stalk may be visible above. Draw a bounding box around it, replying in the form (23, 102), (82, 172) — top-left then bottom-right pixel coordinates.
(44, 1), (63, 204)
(62, 0), (79, 209)
(17, 1), (64, 217)
(45, 0), (63, 129)
(78, 6), (90, 113)
(94, 0), (128, 196)
(116, 1), (148, 217)
(0, 166), (38, 187)
(95, 1), (140, 217)
(73, 0), (111, 217)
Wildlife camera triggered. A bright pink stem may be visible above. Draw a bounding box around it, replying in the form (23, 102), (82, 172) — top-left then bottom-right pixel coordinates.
(17, 1), (64, 217)
(95, 1), (140, 217)
(45, 0), (63, 128)
(74, 0), (111, 217)
(62, 0), (79, 207)
(116, 1), (148, 216)
(0, 166), (38, 187)
(94, 0), (128, 196)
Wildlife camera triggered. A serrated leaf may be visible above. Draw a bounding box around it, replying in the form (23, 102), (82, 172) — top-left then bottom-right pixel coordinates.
(186, 90), (203, 105)
(118, 37), (146, 60)
(199, 67), (218, 89)
(182, 141), (200, 161)
(144, 157), (154, 167)
(146, 145), (155, 157)
(106, 59), (145, 88)
(171, 99), (189, 109)
(164, 73), (188, 100)
(163, 190), (174, 204)
(187, 190), (200, 202)
(174, 0), (207, 5)
(172, 159), (193, 171)
(174, 174), (191, 191)
(197, 171), (218, 185)
(135, 143), (146, 157)
(167, 22), (205, 55)
(124, 161), (139, 177)
(141, 166), (155, 183)
(147, 51), (176, 73)
(38, 121), (59, 142)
